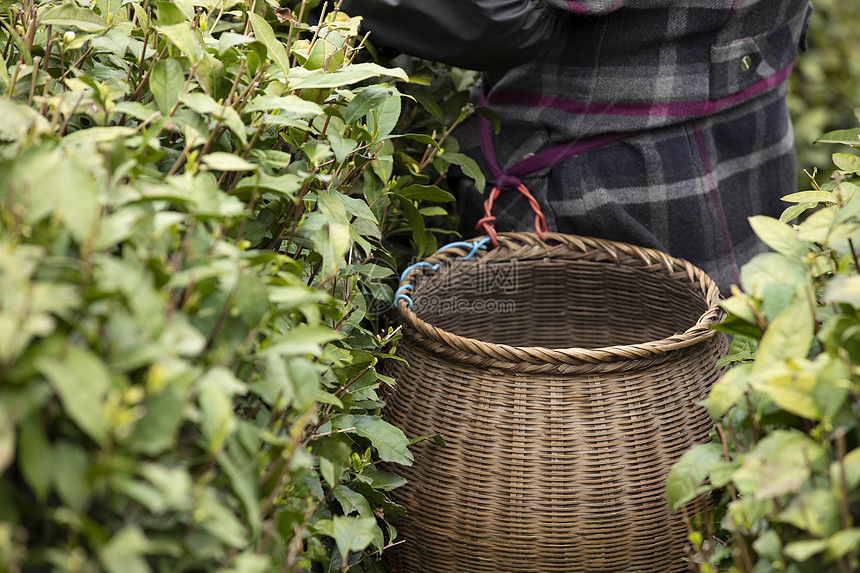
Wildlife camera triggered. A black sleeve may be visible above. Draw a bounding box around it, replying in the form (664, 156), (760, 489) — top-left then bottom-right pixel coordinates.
(338, 0), (563, 71)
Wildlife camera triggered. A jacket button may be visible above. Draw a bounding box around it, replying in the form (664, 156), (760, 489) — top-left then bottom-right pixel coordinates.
(741, 55), (753, 71)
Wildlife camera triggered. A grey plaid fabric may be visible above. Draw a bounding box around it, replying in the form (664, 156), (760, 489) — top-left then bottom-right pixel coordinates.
(457, 85), (796, 292)
(454, 0), (812, 292)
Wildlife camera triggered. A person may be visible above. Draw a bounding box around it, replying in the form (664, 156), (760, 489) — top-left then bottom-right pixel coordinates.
(338, 0), (813, 292)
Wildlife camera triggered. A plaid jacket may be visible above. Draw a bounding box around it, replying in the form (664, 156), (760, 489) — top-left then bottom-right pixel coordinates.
(484, 0), (813, 138)
(454, 0), (812, 292)
(344, 0), (813, 292)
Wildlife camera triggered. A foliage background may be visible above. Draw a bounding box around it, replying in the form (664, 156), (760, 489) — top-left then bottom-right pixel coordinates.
(787, 0), (860, 183)
(0, 1), (480, 572)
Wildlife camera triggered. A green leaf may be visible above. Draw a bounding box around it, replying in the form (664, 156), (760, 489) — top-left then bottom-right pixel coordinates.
(707, 363), (752, 418)
(402, 133), (441, 149)
(125, 387), (185, 455)
(150, 59), (184, 115)
(815, 128), (860, 147)
(62, 126), (137, 148)
(198, 375), (238, 454)
(0, 48), (7, 91)
(825, 528), (860, 561)
(52, 441), (91, 508)
(783, 539), (828, 563)
(201, 153), (257, 172)
(234, 173), (301, 197)
(731, 431), (825, 498)
(781, 190), (838, 204)
(96, 0), (124, 19)
(101, 525), (153, 573)
(796, 205), (837, 244)
(37, 347), (111, 444)
(328, 131), (358, 164)
(41, 4), (108, 32)
(244, 95), (324, 116)
(777, 489), (841, 537)
(289, 63), (408, 89)
(438, 151), (486, 193)
(360, 467), (407, 491)
(155, 0), (190, 24)
(368, 93), (401, 140)
(752, 529), (783, 563)
(198, 486), (248, 548)
(740, 253), (808, 300)
(260, 325), (343, 357)
(752, 294), (814, 376)
(392, 194), (427, 256)
(755, 366), (820, 420)
(330, 516), (378, 564)
(345, 86), (394, 125)
(18, 415), (53, 501)
(824, 275), (860, 308)
(334, 487), (373, 518)
(220, 552), (271, 573)
(833, 152), (860, 173)
(830, 447), (860, 492)
(396, 184), (455, 203)
(331, 414), (413, 466)
(325, 190), (380, 238)
(748, 215), (807, 258)
(761, 282), (795, 322)
(158, 22), (202, 62)
(666, 443), (723, 511)
(248, 12), (290, 79)
(0, 412), (13, 476)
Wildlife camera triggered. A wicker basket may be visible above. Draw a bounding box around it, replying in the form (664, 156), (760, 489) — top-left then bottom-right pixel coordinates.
(381, 232), (728, 573)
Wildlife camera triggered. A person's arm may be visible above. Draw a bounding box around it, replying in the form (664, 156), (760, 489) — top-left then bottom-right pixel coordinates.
(338, 0), (563, 71)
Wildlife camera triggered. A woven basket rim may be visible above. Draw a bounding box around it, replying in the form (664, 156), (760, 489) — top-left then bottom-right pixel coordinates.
(395, 232), (725, 368)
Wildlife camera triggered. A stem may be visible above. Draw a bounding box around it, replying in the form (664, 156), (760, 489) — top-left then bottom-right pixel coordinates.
(335, 540), (406, 573)
(42, 26), (52, 72)
(166, 143), (192, 176)
(334, 363), (373, 398)
(225, 58), (247, 105)
(24, 2), (37, 56)
(232, 63), (266, 114)
(136, 24), (152, 88)
(58, 91), (84, 137)
(59, 47), (94, 83)
(211, 0), (227, 31)
(27, 56), (40, 106)
(835, 428), (851, 529)
(744, 389), (760, 445)
(129, 40), (165, 102)
(38, 74), (51, 116)
(243, 0), (257, 36)
(6, 61), (22, 97)
(1, 10), (19, 60)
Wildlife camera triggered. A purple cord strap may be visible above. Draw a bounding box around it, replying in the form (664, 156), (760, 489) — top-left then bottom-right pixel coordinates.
(477, 89), (632, 192)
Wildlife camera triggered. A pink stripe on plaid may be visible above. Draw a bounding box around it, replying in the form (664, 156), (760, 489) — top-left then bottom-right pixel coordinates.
(692, 123), (740, 286)
(566, 1), (588, 14)
(488, 63), (793, 118)
(566, 0), (622, 14)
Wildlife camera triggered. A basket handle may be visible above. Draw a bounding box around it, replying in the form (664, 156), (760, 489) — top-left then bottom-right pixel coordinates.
(394, 238), (492, 309)
(476, 183), (548, 247)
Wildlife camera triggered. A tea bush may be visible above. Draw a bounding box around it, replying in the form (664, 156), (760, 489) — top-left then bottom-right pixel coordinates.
(668, 117), (860, 572)
(788, 0), (860, 182)
(0, 0), (480, 571)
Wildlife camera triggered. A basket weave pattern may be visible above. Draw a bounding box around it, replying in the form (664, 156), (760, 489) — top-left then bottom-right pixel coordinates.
(382, 233), (728, 572)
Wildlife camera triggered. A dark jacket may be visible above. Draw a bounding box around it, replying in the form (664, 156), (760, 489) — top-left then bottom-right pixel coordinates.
(341, 0), (812, 137)
(338, 0), (559, 71)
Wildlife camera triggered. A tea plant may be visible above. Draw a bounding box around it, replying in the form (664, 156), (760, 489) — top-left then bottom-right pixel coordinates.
(0, 0), (476, 571)
(668, 114), (860, 572)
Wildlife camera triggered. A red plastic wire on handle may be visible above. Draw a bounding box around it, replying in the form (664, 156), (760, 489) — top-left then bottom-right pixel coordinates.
(477, 183), (548, 247)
